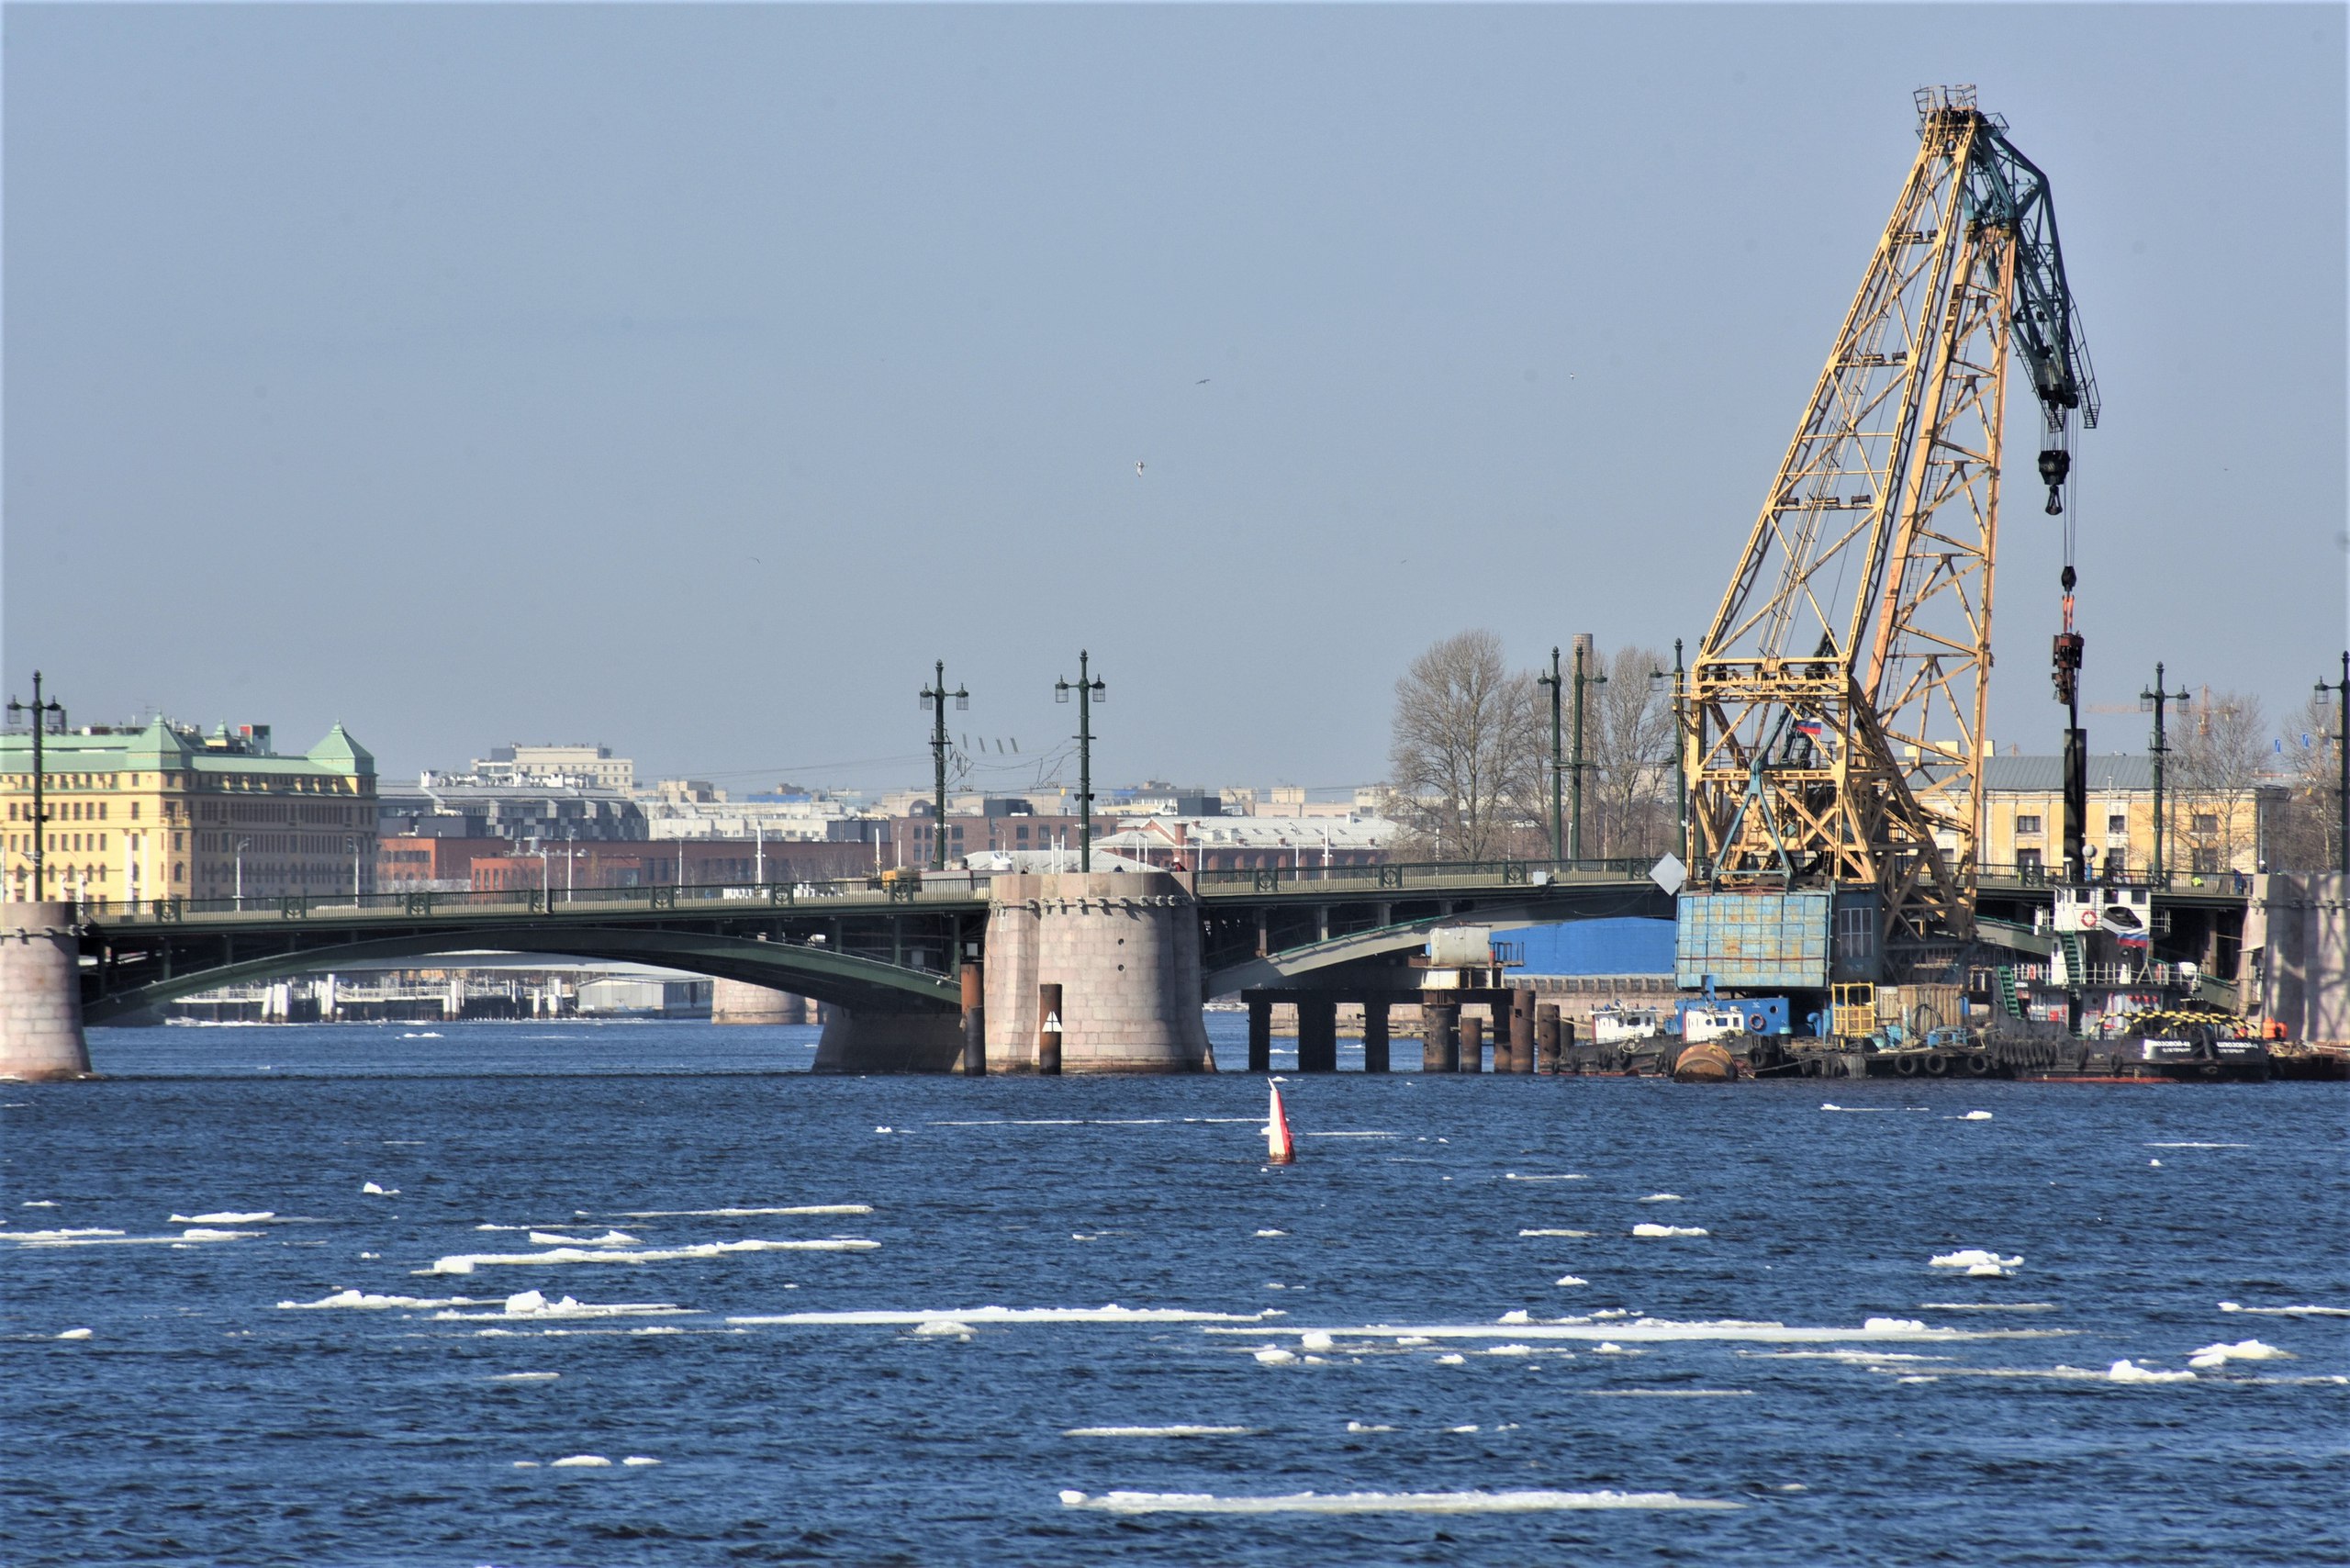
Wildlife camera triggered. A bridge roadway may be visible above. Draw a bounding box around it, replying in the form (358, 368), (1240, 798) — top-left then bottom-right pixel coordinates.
(69, 861), (1680, 1024)
(65, 862), (2250, 1026)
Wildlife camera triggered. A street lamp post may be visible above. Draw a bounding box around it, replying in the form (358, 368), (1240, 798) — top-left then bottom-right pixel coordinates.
(2321, 651), (2350, 876)
(1572, 642), (1606, 862)
(6, 671), (65, 901)
(234, 836), (252, 910)
(1056, 651), (1107, 872)
(1648, 638), (1689, 865)
(348, 834), (363, 902)
(1535, 647), (1565, 863)
(919, 661), (969, 871)
(2138, 663), (2190, 884)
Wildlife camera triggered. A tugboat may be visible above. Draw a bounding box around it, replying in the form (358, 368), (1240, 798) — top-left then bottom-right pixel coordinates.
(2119, 1007), (2271, 1082)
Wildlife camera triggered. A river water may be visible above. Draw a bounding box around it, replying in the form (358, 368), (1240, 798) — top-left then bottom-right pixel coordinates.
(5, 1018), (2344, 1566)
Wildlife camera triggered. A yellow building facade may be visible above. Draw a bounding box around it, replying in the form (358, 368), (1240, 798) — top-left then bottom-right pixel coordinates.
(1978, 754), (2261, 880)
(2, 719), (376, 905)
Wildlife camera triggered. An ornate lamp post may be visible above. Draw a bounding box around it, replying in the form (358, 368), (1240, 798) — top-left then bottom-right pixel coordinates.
(6, 672), (64, 901)
(2138, 663), (2189, 883)
(920, 661), (968, 871)
(1056, 652), (1107, 872)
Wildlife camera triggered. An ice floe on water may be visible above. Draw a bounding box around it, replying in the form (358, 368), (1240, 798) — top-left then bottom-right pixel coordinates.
(2147, 1141), (2248, 1148)
(1254, 1347), (1296, 1365)
(2188, 1339), (2291, 1368)
(279, 1290), (483, 1311)
(1503, 1173), (1587, 1182)
(618, 1205), (872, 1218)
(1059, 1489), (1740, 1515)
(1222, 1315), (2043, 1346)
(168, 1212), (276, 1225)
(1435, 1353), (1466, 1364)
(1253, 1228), (1286, 1238)
(1300, 1331), (1337, 1351)
(55, 1328), (92, 1340)
(1555, 1275), (1589, 1287)
(19, 1201), (60, 1208)
(1346, 1421), (1393, 1433)
(1930, 1249), (2021, 1277)
(1065, 1426), (1251, 1438)
(10, 1227), (259, 1249)
(431, 1291), (692, 1322)
(1592, 1342), (1642, 1355)
(727, 1305), (1279, 1327)
(1486, 1344), (1537, 1356)
(361, 1182), (398, 1196)
(1521, 1228), (1595, 1238)
(912, 1319), (974, 1338)
(424, 1238), (877, 1274)
(550, 1455), (612, 1467)
(2107, 1359), (2197, 1384)
(1632, 1224), (1707, 1238)
(1919, 1302), (2057, 1312)
(1958, 1111), (1994, 1121)
(2220, 1301), (2349, 1317)
(1639, 1194), (1684, 1203)
(526, 1231), (640, 1249)
(490, 1372), (560, 1383)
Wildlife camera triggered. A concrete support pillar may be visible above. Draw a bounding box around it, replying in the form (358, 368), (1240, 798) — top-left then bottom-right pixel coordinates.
(960, 962), (986, 1076)
(1362, 998), (1391, 1074)
(1535, 1004), (1561, 1074)
(1296, 995), (1337, 1072)
(1247, 992), (1272, 1073)
(1, 903), (91, 1081)
(1509, 990), (1537, 1074)
(1037, 981), (1063, 1075)
(1423, 1002), (1458, 1074)
(980, 872), (1212, 1072)
(811, 1007), (965, 1072)
(1461, 1014), (1485, 1073)
(713, 977), (799, 1025)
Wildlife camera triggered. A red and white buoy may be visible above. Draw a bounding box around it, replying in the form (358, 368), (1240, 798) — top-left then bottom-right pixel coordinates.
(1266, 1082), (1296, 1165)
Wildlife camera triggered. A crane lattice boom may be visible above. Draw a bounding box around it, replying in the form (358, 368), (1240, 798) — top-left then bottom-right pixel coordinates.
(1687, 85), (2096, 956)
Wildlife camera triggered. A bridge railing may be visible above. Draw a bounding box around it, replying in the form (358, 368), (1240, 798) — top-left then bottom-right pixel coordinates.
(1974, 862), (2255, 895)
(64, 874), (979, 925)
(1192, 857), (1666, 895)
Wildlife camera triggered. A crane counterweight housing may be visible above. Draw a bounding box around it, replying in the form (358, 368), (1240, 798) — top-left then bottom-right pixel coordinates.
(1685, 85), (2096, 972)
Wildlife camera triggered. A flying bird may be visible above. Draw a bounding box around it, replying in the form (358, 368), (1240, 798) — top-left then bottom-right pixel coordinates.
(1136, 460), (1146, 476)
(1196, 378), (1210, 385)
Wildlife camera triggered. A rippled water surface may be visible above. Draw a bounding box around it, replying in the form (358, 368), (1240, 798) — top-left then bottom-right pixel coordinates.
(5, 1019), (2345, 1566)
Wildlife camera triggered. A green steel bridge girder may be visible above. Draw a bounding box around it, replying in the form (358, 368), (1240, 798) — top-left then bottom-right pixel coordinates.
(82, 923), (962, 1024)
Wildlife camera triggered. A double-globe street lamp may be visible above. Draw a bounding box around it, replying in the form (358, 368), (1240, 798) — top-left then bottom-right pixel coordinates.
(1056, 652), (1107, 872)
(5, 671), (65, 901)
(919, 661), (969, 871)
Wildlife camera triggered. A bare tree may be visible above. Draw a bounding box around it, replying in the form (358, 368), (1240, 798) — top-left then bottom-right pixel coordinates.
(2263, 691), (2344, 871)
(1387, 631), (1543, 861)
(1589, 644), (1677, 858)
(2172, 688), (2266, 875)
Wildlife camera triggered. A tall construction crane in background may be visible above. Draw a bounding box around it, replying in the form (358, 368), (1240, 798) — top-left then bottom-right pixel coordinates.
(1687, 84), (2098, 966)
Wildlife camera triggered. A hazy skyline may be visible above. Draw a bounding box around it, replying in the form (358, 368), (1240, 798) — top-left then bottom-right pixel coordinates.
(6, 5), (2344, 795)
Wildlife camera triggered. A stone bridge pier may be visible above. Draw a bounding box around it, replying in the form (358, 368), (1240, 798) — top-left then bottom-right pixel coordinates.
(981, 871), (1214, 1072)
(3, 903), (93, 1081)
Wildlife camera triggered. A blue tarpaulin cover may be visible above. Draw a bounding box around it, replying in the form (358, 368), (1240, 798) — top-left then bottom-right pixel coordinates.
(1503, 917), (1676, 975)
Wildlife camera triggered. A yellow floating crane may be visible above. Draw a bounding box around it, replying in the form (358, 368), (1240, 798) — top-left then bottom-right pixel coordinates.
(1687, 85), (2098, 967)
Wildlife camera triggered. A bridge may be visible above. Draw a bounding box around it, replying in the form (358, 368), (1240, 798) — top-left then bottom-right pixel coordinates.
(0, 858), (2265, 1080)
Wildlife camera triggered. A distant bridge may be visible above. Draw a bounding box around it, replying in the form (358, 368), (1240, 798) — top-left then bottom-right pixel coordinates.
(64, 858), (2249, 1026)
(69, 861), (1676, 1023)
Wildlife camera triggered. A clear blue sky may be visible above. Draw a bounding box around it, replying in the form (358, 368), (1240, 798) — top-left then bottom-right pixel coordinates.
(6, 4), (2343, 793)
